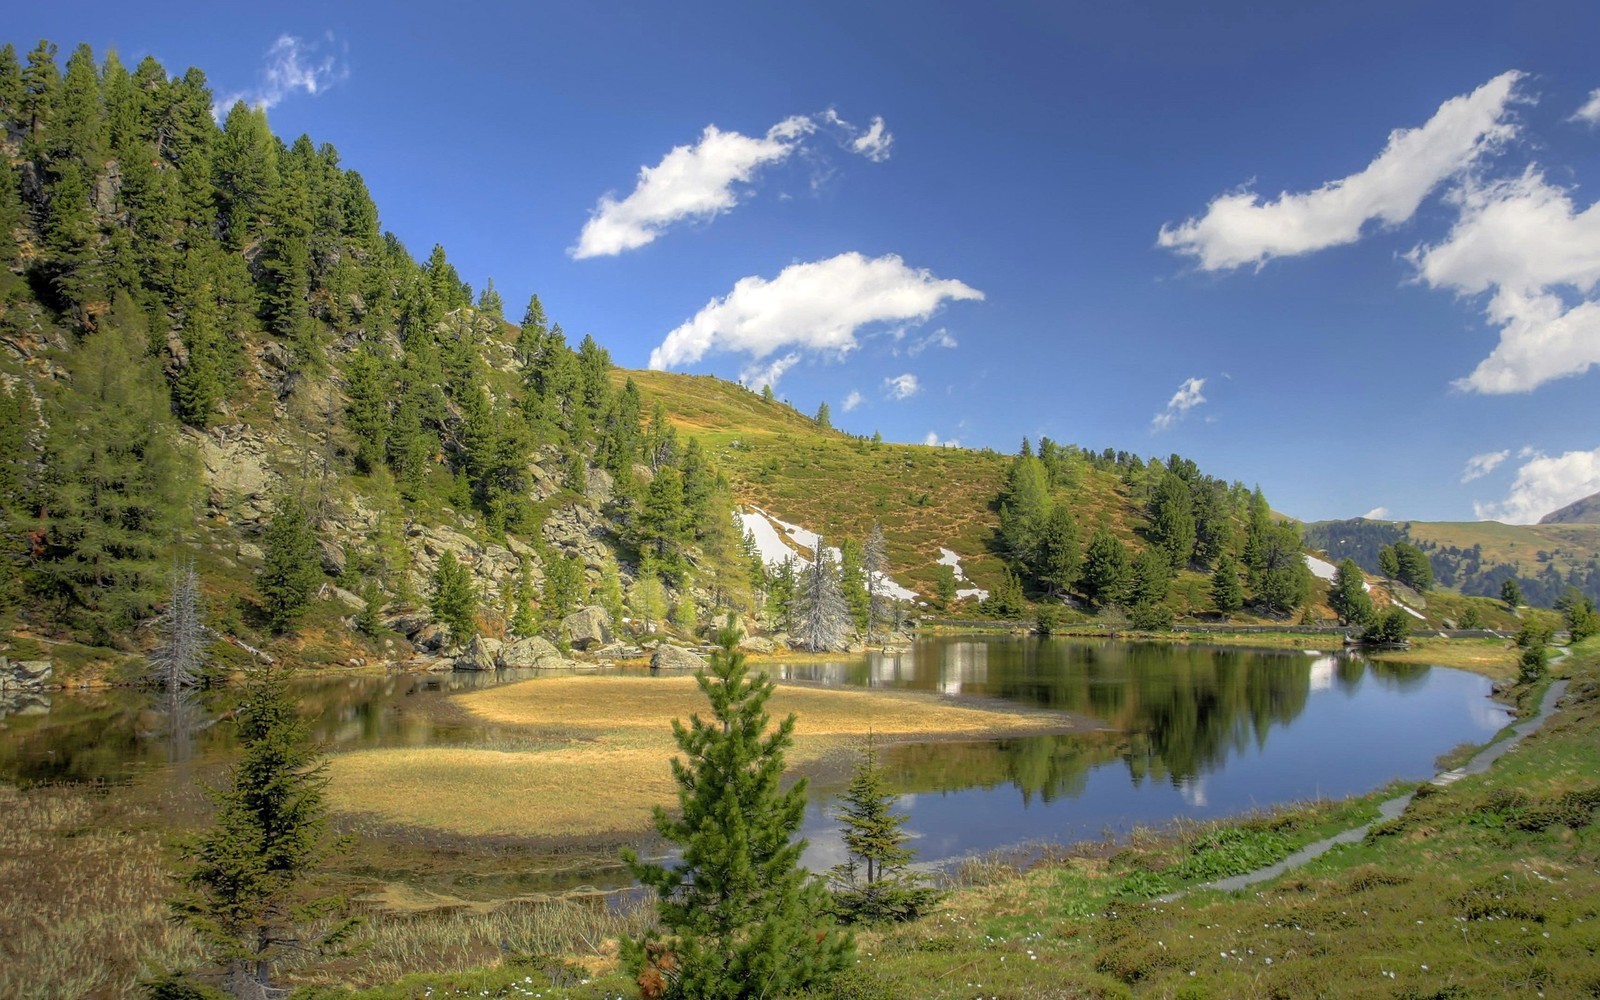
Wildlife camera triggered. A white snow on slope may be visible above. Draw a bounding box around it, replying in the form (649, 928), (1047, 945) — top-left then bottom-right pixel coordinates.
(938, 548), (989, 601)
(736, 507), (918, 601)
(1394, 600), (1427, 620)
(1305, 552), (1372, 591)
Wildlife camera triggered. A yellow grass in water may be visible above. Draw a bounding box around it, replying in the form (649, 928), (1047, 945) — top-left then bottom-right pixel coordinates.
(328, 674), (1080, 838)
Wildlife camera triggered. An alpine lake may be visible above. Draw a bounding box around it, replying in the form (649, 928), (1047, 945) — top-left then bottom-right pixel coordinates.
(0, 635), (1508, 908)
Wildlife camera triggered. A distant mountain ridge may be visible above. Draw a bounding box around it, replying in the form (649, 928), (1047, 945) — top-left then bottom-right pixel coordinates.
(1541, 491), (1600, 525)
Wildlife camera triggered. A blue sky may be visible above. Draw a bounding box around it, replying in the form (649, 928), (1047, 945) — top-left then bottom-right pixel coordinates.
(14, 1), (1600, 524)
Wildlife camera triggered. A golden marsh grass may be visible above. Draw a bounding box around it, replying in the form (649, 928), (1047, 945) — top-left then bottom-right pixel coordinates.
(327, 674), (1083, 838)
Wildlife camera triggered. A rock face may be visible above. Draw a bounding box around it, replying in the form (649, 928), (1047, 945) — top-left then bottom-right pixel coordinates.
(188, 426), (277, 519)
(650, 644), (706, 672)
(0, 657), (53, 689)
(454, 636), (504, 671)
(497, 636), (564, 669)
(737, 636), (776, 654)
(563, 606), (613, 650)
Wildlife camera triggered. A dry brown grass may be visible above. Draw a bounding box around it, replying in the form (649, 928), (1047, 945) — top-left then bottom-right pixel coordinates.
(327, 675), (1081, 838)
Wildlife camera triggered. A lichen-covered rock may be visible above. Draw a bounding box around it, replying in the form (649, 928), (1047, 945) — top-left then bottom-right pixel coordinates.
(737, 636), (775, 654)
(650, 644), (706, 672)
(455, 636), (503, 671)
(0, 658), (53, 690)
(563, 606), (613, 650)
(497, 636), (563, 669)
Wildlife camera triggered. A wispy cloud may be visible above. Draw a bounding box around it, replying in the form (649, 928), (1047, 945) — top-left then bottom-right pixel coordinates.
(649, 252), (983, 372)
(1409, 168), (1600, 393)
(1158, 71), (1522, 271)
(1151, 377), (1206, 431)
(905, 327), (958, 356)
(923, 431), (960, 448)
(216, 33), (348, 115)
(1460, 449), (1511, 482)
(573, 109), (893, 258)
(1571, 89), (1600, 125)
(883, 374), (920, 400)
(841, 390), (863, 412)
(1474, 446), (1600, 523)
(738, 352), (801, 393)
(1362, 506), (1392, 520)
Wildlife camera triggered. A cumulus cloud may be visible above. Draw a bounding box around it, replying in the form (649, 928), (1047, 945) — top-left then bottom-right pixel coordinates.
(1474, 446), (1600, 523)
(1362, 507), (1392, 520)
(738, 352), (801, 393)
(841, 390), (863, 412)
(884, 373), (920, 400)
(1460, 449), (1511, 482)
(1151, 377), (1207, 431)
(1408, 168), (1600, 393)
(923, 432), (960, 448)
(1158, 71), (1522, 271)
(1572, 89), (1600, 125)
(649, 252), (984, 371)
(216, 33), (348, 114)
(573, 109), (892, 258)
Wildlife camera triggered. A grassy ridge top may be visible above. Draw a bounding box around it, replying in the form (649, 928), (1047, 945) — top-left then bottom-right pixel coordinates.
(619, 369), (1144, 596)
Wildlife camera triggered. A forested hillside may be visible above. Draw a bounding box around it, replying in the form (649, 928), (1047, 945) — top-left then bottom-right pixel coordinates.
(0, 38), (1325, 675)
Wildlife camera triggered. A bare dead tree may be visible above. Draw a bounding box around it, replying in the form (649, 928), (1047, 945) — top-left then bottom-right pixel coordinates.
(795, 537), (849, 652)
(150, 560), (207, 691)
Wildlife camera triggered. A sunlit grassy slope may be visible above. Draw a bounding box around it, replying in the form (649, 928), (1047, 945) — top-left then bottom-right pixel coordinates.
(1407, 518), (1600, 583)
(619, 369), (1144, 598)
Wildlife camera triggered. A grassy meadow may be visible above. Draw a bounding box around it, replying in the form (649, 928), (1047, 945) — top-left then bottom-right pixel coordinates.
(326, 674), (1088, 839)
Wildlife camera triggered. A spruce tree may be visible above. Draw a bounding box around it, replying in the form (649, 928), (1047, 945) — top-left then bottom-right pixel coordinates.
(258, 493), (322, 634)
(429, 550), (477, 646)
(1035, 503), (1080, 598)
(622, 632), (852, 1000)
(1500, 577), (1522, 610)
(829, 735), (936, 923)
(1210, 553), (1244, 615)
(1328, 557), (1374, 626)
(1081, 528), (1132, 609)
(173, 666), (352, 995)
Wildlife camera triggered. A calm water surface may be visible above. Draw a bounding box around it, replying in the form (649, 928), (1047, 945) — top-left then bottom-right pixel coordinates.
(0, 636), (1507, 891)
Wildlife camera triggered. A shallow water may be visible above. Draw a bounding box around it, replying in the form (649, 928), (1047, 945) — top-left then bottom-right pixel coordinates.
(0, 637), (1506, 896)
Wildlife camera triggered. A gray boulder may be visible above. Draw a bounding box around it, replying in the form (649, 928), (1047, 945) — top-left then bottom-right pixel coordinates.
(737, 636), (776, 654)
(1, 658), (53, 690)
(650, 645), (706, 672)
(497, 636), (563, 669)
(455, 636), (503, 671)
(562, 606), (613, 650)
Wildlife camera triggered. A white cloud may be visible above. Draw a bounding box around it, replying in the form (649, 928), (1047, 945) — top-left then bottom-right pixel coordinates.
(649, 252), (984, 371)
(841, 390), (863, 412)
(923, 432), (960, 448)
(1572, 89), (1600, 125)
(1473, 446), (1600, 524)
(573, 109), (893, 258)
(572, 116), (812, 259)
(1151, 376), (1207, 431)
(1460, 449), (1511, 482)
(1362, 507), (1391, 520)
(1408, 168), (1600, 393)
(906, 327), (958, 356)
(738, 352), (801, 393)
(216, 33), (348, 114)
(884, 374), (920, 400)
(1157, 71), (1522, 271)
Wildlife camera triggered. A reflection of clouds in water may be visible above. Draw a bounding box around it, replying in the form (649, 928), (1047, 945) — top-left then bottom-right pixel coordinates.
(1178, 777), (1208, 808)
(1306, 655), (1337, 692)
(801, 828), (849, 872)
(938, 642), (989, 696)
(1469, 696), (1515, 733)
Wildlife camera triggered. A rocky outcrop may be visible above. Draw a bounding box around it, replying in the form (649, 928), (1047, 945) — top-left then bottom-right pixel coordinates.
(650, 644), (706, 672)
(188, 426), (277, 520)
(737, 636), (776, 654)
(0, 657), (52, 690)
(497, 636), (563, 669)
(454, 636), (504, 671)
(562, 606), (613, 650)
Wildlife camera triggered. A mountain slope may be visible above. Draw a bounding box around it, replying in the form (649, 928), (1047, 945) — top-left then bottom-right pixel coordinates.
(1541, 490), (1600, 525)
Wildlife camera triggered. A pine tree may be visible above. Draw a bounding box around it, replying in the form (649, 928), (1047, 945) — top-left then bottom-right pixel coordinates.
(509, 557), (539, 639)
(622, 632), (852, 1000)
(1500, 577), (1522, 610)
(630, 572), (668, 634)
(1210, 553), (1244, 615)
(542, 552), (584, 627)
(430, 550), (477, 646)
(795, 540), (849, 651)
(1081, 528), (1132, 609)
(1130, 546), (1170, 607)
(1328, 557), (1374, 626)
(1034, 503), (1081, 598)
(173, 666), (352, 996)
(863, 521), (890, 642)
(838, 536), (871, 632)
(258, 493), (323, 634)
(1148, 471), (1197, 571)
(829, 736), (936, 923)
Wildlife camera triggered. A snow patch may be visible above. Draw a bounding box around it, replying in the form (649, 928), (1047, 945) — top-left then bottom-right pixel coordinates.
(1304, 554), (1337, 581)
(938, 547), (989, 601)
(1394, 600), (1427, 620)
(736, 507), (918, 601)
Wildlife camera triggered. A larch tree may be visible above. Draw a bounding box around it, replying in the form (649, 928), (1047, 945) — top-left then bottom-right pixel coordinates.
(429, 550), (477, 646)
(622, 631), (852, 999)
(258, 493), (322, 634)
(794, 539), (849, 652)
